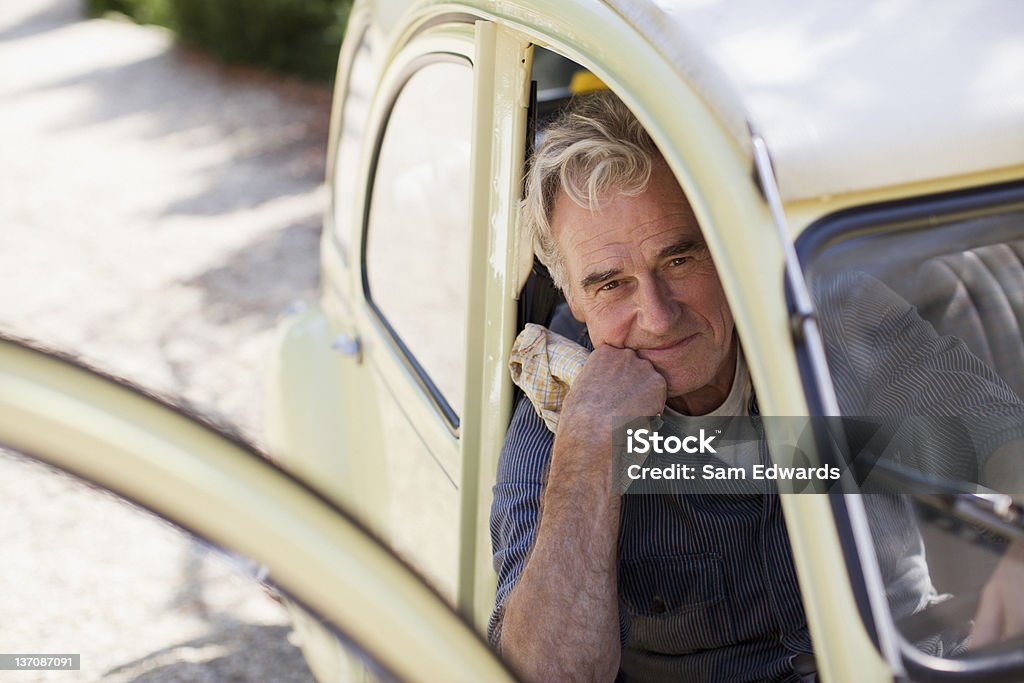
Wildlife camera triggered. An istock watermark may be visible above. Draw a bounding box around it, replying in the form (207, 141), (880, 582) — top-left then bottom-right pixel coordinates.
(625, 427), (718, 454)
(611, 415), (1024, 496)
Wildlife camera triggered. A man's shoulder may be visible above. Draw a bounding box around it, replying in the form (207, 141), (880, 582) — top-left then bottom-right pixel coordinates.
(549, 302), (591, 349)
(499, 303), (585, 481)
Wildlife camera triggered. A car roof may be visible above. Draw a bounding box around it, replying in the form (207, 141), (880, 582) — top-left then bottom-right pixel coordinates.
(367, 0), (1022, 201)
(604, 0), (1024, 201)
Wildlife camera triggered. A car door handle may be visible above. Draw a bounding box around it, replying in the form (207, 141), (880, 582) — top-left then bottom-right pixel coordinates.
(331, 333), (362, 360)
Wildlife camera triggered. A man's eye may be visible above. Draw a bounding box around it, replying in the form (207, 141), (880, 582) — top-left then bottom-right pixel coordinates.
(668, 256), (690, 267)
(598, 280), (621, 292)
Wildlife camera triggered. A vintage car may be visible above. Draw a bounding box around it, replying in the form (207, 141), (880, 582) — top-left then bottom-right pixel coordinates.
(10, 0), (1021, 682)
(263, 0), (1024, 679)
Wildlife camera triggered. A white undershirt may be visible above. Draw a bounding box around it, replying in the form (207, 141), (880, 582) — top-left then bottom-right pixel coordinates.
(663, 352), (757, 467)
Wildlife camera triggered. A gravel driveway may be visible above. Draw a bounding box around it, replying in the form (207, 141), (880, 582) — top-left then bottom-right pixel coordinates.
(0, 1), (334, 680)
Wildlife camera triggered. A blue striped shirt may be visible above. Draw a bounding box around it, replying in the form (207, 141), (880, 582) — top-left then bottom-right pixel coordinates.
(490, 395), (815, 683)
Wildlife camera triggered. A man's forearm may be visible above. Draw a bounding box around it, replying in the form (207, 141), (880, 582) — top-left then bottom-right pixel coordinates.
(498, 345), (666, 681)
(499, 429), (622, 683)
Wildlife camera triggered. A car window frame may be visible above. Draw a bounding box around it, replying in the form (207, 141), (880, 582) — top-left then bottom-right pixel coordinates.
(359, 48), (476, 433)
(792, 179), (1024, 683)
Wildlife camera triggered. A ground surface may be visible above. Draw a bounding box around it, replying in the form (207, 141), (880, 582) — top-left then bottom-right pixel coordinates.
(0, 1), (333, 680)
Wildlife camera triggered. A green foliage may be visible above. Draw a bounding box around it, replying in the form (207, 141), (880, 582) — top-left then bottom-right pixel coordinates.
(85, 0), (353, 82)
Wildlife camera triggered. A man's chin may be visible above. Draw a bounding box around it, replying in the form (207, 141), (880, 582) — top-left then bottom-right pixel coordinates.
(659, 366), (721, 400)
(661, 376), (706, 402)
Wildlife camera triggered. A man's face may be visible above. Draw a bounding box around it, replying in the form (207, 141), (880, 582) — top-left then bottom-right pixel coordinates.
(553, 162), (736, 410)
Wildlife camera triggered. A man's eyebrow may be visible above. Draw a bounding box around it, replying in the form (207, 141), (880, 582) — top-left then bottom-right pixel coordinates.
(577, 240), (707, 290)
(657, 238), (705, 259)
(579, 267), (621, 291)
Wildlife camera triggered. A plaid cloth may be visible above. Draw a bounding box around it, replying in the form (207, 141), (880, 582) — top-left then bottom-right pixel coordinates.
(509, 323), (590, 433)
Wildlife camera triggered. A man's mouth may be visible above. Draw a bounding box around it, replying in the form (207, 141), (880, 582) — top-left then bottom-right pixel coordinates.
(637, 334), (698, 360)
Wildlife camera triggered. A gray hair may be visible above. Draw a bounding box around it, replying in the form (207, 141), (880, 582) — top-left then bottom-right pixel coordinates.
(521, 91), (660, 291)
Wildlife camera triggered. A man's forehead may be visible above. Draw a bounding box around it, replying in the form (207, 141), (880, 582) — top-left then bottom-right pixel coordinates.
(550, 163), (704, 267)
(558, 206), (703, 255)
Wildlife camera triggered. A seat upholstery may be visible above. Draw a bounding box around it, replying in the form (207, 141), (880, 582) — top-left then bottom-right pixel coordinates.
(906, 241), (1024, 599)
(916, 241), (1024, 399)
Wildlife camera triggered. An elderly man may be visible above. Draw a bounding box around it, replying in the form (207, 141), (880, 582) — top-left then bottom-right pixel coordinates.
(488, 91), (1024, 682)
(490, 92), (803, 682)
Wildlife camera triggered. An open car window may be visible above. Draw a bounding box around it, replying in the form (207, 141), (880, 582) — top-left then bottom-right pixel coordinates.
(516, 47), (607, 334)
(798, 183), (1024, 680)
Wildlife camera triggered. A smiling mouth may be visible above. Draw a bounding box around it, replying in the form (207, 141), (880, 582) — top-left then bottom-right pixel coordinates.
(639, 334), (698, 357)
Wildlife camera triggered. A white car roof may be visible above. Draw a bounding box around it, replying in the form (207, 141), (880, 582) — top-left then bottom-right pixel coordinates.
(605, 0), (1024, 201)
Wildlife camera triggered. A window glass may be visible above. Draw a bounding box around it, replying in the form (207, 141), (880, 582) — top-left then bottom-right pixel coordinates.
(802, 195), (1024, 664)
(332, 30), (374, 260)
(364, 60), (473, 421)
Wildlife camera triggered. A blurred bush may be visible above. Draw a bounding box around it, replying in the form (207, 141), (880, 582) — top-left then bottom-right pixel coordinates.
(85, 0), (353, 81)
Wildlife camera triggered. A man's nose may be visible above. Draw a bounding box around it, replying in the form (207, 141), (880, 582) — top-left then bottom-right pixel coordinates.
(636, 277), (680, 335)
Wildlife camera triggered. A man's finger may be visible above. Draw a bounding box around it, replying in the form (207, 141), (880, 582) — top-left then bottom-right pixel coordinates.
(971, 585), (1004, 649)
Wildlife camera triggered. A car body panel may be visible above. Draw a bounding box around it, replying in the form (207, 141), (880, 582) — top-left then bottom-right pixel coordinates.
(605, 0), (1024, 202)
(264, 304), (373, 510)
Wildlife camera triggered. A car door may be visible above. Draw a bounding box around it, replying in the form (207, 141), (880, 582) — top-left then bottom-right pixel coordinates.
(352, 25), (478, 604)
(0, 335), (516, 683)
(290, 12), (528, 626)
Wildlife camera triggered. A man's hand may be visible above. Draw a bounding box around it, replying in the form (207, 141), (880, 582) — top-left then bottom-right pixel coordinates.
(972, 540), (1024, 649)
(499, 345), (665, 683)
(558, 344), (667, 454)
(973, 444), (1024, 649)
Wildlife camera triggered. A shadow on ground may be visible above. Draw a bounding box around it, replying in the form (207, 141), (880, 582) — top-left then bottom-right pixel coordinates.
(183, 219), (323, 328)
(4, 0), (329, 333)
(102, 540), (317, 682)
(6, 0), (331, 221)
(16, 50), (329, 217)
(0, 0), (81, 42)
(105, 622), (312, 682)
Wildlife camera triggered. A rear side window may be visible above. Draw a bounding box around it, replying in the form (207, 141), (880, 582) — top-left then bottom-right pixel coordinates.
(363, 59), (473, 424)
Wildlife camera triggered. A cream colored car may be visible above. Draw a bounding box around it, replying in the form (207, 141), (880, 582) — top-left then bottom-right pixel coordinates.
(3, 2), (1022, 680)
(262, 0), (1024, 681)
